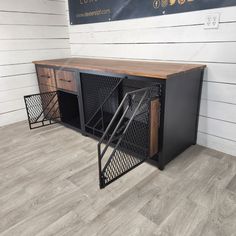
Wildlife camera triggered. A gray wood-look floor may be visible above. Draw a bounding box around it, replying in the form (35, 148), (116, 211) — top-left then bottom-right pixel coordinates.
(0, 121), (236, 236)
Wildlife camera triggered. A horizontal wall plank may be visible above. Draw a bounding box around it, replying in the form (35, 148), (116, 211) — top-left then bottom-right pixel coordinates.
(0, 64), (35, 78)
(0, 86), (39, 103)
(70, 22), (236, 44)
(201, 82), (236, 104)
(0, 99), (25, 114)
(203, 63), (236, 84)
(0, 74), (38, 91)
(0, 39), (70, 51)
(0, 0), (66, 14)
(0, 25), (68, 39)
(0, 109), (27, 127)
(69, 6), (236, 33)
(70, 42), (236, 63)
(0, 49), (70, 65)
(0, 12), (67, 26)
(200, 100), (236, 124)
(198, 116), (236, 142)
(197, 132), (236, 156)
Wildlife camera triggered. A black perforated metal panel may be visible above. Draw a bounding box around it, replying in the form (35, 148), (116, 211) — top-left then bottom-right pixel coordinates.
(81, 73), (123, 136)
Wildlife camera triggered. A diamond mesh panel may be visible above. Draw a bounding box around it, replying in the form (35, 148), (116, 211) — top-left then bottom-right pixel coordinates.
(24, 91), (60, 129)
(81, 73), (122, 135)
(99, 86), (161, 187)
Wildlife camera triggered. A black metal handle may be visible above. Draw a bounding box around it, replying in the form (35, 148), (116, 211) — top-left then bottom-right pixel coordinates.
(40, 75), (51, 79)
(59, 78), (71, 83)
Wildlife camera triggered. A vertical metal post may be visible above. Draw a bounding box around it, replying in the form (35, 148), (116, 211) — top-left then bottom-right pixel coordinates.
(76, 72), (86, 134)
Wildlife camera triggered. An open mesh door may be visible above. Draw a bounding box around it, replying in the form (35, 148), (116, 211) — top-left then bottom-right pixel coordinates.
(24, 91), (60, 129)
(98, 85), (161, 188)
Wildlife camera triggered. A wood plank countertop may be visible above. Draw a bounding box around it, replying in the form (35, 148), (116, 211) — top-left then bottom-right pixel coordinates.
(33, 58), (206, 79)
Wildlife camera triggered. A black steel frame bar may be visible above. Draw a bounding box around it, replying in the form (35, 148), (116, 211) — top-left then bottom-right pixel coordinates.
(101, 90), (148, 172)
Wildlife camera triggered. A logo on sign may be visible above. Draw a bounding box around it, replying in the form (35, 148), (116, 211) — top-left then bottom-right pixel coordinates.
(161, 0), (168, 8)
(153, 0), (160, 9)
(169, 0), (176, 5)
(178, 0), (186, 5)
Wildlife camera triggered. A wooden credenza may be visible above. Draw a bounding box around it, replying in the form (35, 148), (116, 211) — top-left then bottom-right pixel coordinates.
(24, 58), (205, 188)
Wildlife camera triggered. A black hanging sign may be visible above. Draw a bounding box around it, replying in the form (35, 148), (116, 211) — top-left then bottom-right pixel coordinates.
(68, 0), (236, 25)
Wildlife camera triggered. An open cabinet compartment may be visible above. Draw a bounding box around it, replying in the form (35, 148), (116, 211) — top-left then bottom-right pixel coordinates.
(81, 73), (160, 139)
(58, 90), (81, 130)
(24, 90), (81, 130)
(81, 73), (123, 137)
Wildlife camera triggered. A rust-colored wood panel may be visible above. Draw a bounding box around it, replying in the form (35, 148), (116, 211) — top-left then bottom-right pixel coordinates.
(149, 98), (160, 157)
(55, 70), (77, 93)
(36, 66), (56, 88)
(33, 58), (205, 79)
(39, 84), (56, 93)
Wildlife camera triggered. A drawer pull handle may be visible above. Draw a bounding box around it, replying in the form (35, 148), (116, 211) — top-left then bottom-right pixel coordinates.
(40, 75), (50, 79)
(59, 78), (71, 83)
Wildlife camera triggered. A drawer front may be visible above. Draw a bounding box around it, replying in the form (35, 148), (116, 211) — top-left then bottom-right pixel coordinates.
(36, 66), (56, 88)
(39, 84), (56, 93)
(55, 70), (77, 93)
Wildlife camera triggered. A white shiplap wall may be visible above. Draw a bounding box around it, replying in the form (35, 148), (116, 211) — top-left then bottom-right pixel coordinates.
(0, 0), (70, 126)
(67, 5), (236, 156)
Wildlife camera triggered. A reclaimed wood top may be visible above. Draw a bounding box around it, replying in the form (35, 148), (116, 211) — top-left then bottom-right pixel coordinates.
(33, 58), (206, 79)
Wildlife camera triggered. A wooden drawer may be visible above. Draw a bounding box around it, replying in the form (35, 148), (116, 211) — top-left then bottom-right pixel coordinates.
(39, 84), (56, 93)
(36, 66), (56, 88)
(55, 70), (77, 93)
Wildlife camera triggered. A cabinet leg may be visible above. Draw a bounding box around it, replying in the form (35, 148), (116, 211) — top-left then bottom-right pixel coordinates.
(81, 132), (88, 137)
(158, 158), (165, 171)
(158, 165), (165, 171)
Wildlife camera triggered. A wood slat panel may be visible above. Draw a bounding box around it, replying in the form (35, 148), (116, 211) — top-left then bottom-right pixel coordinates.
(0, 39), (69, 51)
(0, 109), (27, 127)
(0, 49), (70, 65)
(200, 100), (236, 124)
(197, 132), (236, 156)
(201, 82), (236, 105)
(0, 86), (39, 103)
(0, 99), (25, 114)
(0, 74), (38, 91)
(70, 42), (236, 64)
(0, 25), (68, 39)
(198, 116), (236, 142)
(70, 23), (236, 44)
(0, 64), (35, 78)
(0, 0), (66, 14)
(0, 12), (67, 26)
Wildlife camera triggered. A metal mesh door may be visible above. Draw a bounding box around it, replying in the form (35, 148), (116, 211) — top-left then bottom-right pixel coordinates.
(24, 91), (60, 129)
(98, 85), (161, 188)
